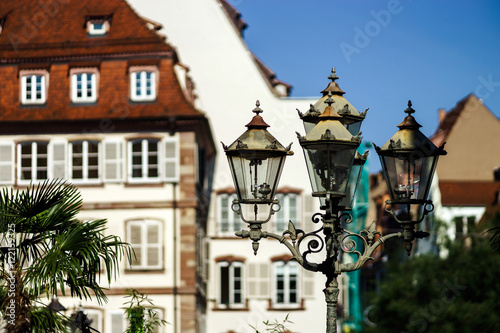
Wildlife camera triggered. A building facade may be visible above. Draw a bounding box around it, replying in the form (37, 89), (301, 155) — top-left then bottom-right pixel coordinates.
(127, 1), (363, 332)
(0, 0), (215, 332)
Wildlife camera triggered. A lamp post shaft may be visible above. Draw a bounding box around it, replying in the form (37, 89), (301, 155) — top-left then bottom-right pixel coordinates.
(324, 276), (340, 333)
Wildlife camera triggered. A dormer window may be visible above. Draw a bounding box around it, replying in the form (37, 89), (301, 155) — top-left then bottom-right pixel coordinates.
(87, 19), (110, 36)
(70, 68), (99, 103)
(20, 69), (49, 105)
(129, 66), (158, 102)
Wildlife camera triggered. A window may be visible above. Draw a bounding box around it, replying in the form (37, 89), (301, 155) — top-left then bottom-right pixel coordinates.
(127, 137), (178, 183)
(274, 261), (299, 307)
(274, 193), (298, 233)
(129, 138), (160, 182)
(218, 261), (244, 307)
(218, 193), (241, 235)
(20, 70), (48, 104)
(130, 66), (157, 101)
(70, 140), (100, 182)
(18, 141), (48, 183)
(71, 69), (98, 103)
(127, 219), (163, 270)
(87, 19), (110, 36)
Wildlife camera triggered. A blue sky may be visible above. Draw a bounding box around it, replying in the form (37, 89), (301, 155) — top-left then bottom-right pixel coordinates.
(230, 0), (500, 169)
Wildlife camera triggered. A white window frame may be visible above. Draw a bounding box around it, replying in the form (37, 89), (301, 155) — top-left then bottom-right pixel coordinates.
(217, 193), (242, 235)
(130, 66), (158, 102)
(17, 141), (49, 185)
(87, 19), (110, 36)
(70, 68), (98, 103)
(127, 219), (163, 270)
(128, 138), (161, 183)
(20, 70), (48, 105)
(274, 193), (299, 233)
(273, 261), (300, 308)
(217, 261), (244, 308)
(69, 140), (101, 183)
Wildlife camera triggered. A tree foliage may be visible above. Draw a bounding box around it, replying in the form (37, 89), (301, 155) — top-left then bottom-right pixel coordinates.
(124, 289), (168, 333)
(364, 234), (500, 333)
(0, 180), (131, 332)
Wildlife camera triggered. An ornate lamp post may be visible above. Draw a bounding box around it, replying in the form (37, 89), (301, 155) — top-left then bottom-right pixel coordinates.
(221, 69), (446, 333)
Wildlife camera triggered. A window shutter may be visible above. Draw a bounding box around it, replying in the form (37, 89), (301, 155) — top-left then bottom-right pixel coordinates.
(104, 140), (123, 182)
(50, 141), (67, 180)
(302, 269), (316, 298)
(0, 142), (14, 184)
(163, 138), (178, 181)
(130, 223), (143, 267)
(247, 263), (269, 298)
(111, 312), (125, 333)
(147, 223), (160, 267)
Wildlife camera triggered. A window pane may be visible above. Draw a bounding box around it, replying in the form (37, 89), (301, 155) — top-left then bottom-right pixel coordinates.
(220, 266), (229, 305)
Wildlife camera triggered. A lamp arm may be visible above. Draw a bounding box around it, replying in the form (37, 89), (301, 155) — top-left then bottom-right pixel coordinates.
(235, 220), (322, 272)
(338, 226), (403, 273)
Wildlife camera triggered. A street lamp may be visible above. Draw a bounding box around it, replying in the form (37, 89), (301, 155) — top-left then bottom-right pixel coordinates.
(222, 69), (446, 333)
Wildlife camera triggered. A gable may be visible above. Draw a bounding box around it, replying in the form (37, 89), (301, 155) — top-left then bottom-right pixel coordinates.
(434, 94), (500, 181)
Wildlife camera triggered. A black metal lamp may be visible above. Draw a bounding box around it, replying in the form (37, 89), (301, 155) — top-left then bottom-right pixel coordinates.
(374, 100), (447, 253)
(297, 94), (362, 209)
(222, 101), (293, 223)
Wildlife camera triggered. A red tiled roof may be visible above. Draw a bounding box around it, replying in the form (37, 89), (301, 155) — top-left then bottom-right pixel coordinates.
(252, 53), (292, 97)
(439, 181), (500, 206)
(218, 0), (247, 36)
(0, 0), (205, 123)
(0, 0), (173, 62)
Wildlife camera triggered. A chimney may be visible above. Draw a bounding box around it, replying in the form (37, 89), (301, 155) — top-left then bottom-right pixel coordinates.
(438, 108), (446, 124)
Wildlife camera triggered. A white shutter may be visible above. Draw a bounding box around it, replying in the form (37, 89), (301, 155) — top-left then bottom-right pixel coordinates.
(302, 269), (316, 298)
(0, 142), (14, 184)
(111, 312), (126, 333)
(50, 141), (67, 180)
(103, 140), (123, 182)
(163, 137), (178, 181)
(147, 223), (161, 267)
(247, 263), (269, 298)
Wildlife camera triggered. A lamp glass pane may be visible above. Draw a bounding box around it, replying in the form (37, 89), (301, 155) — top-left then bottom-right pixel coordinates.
(380, 153), (439, 202)
(303, 144), (355, 198)
(228, 154), (285, 203)
(346, 121), (362, 136)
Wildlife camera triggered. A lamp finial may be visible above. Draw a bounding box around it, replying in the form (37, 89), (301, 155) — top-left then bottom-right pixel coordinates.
(404, 100), (415, 116)
(253, 100), (263, 115)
